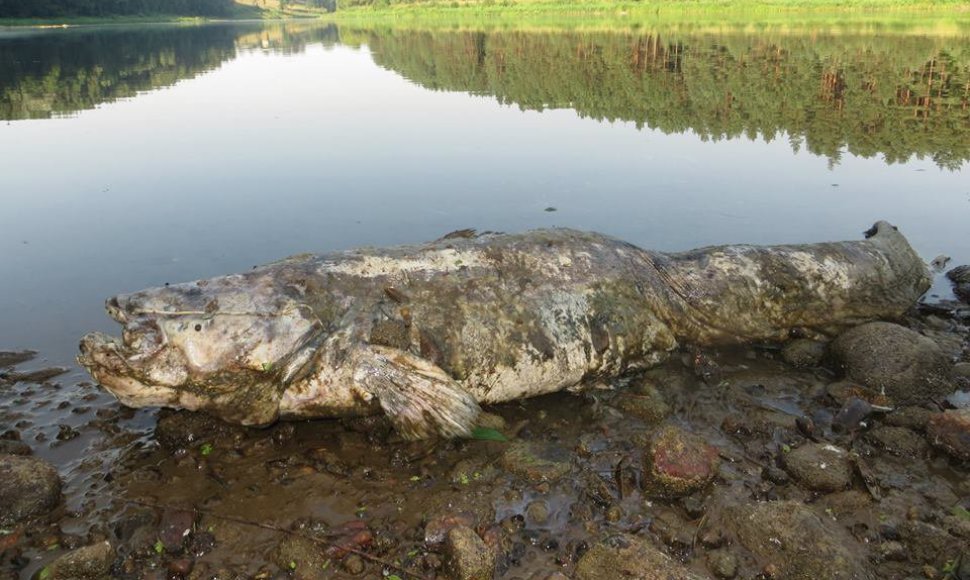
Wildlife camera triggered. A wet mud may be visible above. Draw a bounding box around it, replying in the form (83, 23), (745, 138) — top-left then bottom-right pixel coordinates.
(1, 303), (969, 580)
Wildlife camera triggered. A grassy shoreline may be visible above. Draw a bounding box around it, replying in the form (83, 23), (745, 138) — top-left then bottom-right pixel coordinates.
(2, 0), (967, 28)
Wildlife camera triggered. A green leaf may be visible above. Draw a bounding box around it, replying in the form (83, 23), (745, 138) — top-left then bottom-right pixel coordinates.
(288, 560), (297, 570)
(200, 443), (214, 456)
(387, 575), (403, 580)
(953, 506), (970, 521)
(470, 427), (508, 442)
(153, 540), (164, 554)
(38, 567), (51, 580)
(261, 362), (274, 372)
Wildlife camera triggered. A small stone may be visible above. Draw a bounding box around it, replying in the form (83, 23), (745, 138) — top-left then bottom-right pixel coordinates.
(883, 406), (934, 431)
(953, 362), (970, 379)
(167, 558), (193, 575)
(604, 506), (623, 523)
(706, 549), (738, 579)
(443, 525), (493, 580)
(614, 380), (670, 424)
(879, 540), (907, 561)
(926, 408), (970, 461)
(154, 410), (240, 450)
(46, 541), (114, 579)
(782, 339), (827, 368)
(830, 322), (952, 405)
(475, 412), (506, 431)
(574, 534), (702, 579)
(865, 426), (929, 457)
(525, 500), (550, 526)
(781, 443), (852, 493)
(158, 508), (196, 553)
(947, 265), (970, 303)
(0, 454), (61, 525)
(729, 501), (867, 579)
(425, 512), (475, 546)
(643, 425), (719, 498)
(0, 440), (31, 455)
(273, 536), (328, 573)
(341, 554), (365, 575)
(0, 350), (36, 367)
(499, 441), (571, 483)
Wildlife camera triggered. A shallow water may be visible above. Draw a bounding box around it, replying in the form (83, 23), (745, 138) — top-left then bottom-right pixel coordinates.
(1, 20), (968, 367)
(0, 19), (969, 578)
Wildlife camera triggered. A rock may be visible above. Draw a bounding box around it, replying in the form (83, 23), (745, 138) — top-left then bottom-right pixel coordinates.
(574, 534), (702, 579)
(0, 367), (68, 384)
(425, 512), (476, 546)
(883, 406), (933, 431)
(782, 339), (827, 368)
(954, 362), (970, 380)
(525, 500), (550, 526)
(898, 520), (964, 565)
(474, 412), (507, 431)
(273, 536), (328, 577)
(643, 425), (719, 498)
(0, 350), (35, 367)
(154, 410), (241, 450)
(781, 443), (852, 493)
(158, 508), (196, 553)
(865, 426), (929, 457)
(45, 541), (114, 579)
(926, 408), (970, 461)
(0, 440), (31, 455)
(443, 525), (493, 580)
(729, 501), (868, 579)
(947, 265), (970, 303)
(499, 441), (571, 483)
(829, 322), (952, 405)
(341, 554), (365, 575)
(706, 549), (739, 579)
(614, 380), (671, 424)
(0, 454), (61, 525)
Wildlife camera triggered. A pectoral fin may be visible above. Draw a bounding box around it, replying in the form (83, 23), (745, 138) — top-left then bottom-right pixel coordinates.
(353, 345), (480, 440)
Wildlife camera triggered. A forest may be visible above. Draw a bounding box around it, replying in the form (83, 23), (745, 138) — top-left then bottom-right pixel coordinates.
(0, 0), (237, 18)
(3, 23), (968, 169)
(344, 26), (970, 169)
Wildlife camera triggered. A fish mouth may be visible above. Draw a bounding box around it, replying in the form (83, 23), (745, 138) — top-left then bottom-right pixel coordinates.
(78, 331), (183, 408)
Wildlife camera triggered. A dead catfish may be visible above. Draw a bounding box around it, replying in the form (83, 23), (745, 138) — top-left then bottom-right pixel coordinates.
(79, 222), (929, 439)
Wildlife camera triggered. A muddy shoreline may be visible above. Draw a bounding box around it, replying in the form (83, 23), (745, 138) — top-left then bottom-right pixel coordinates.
(2, 299), (969, 579)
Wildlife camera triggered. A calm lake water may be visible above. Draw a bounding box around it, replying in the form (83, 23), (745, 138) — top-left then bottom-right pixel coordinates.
(1, 20), (969, 367)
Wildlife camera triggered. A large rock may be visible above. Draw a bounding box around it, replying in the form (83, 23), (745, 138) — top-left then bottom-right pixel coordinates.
(45, 541), (114, 579)
(0, 454), (61, 525)
(574, 534), (702, 580)
(643, 425), (720, 498)
(829, 322), (952, 404)
(926, 408), (970, 461)
(781, 443), (852, 493)
(729, 501), (869, 579)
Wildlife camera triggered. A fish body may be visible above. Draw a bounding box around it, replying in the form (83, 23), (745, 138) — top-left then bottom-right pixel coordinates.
(79, 222), (930, 438)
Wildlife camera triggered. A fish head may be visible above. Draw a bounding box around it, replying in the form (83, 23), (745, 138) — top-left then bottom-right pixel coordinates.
(78, 274), (324, 425)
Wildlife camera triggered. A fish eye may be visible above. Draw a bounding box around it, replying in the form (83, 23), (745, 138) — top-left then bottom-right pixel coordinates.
(194, 324), (202, 332)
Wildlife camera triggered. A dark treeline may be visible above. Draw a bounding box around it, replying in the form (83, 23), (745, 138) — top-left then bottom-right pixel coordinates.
(0, 0), (236, 18)
(0, 23), (339, 120)
(345, 27), (970, 169)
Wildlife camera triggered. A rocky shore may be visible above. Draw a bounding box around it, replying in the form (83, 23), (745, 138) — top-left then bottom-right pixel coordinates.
(1, 272), (968, 579)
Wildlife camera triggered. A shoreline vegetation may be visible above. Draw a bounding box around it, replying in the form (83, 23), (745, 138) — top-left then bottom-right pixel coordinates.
(1, 0), (969, 28)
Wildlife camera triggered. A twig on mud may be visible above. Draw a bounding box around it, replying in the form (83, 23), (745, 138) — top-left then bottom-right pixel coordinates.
(125, 498), (430, 580)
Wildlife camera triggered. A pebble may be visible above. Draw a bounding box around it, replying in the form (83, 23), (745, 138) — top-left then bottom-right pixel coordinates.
(0, 453), (62, 525)
(926, 408), (970, 461)
(781, 442), (853, 493)
(443, 525), (493, 580)
(642, 425), (720, 498)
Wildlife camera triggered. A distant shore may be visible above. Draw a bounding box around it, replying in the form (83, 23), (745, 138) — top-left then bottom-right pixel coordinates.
(1, 0), (967, 28)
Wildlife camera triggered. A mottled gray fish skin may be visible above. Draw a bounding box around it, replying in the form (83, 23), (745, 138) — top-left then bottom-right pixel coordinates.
(78, 221), (930, 439)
